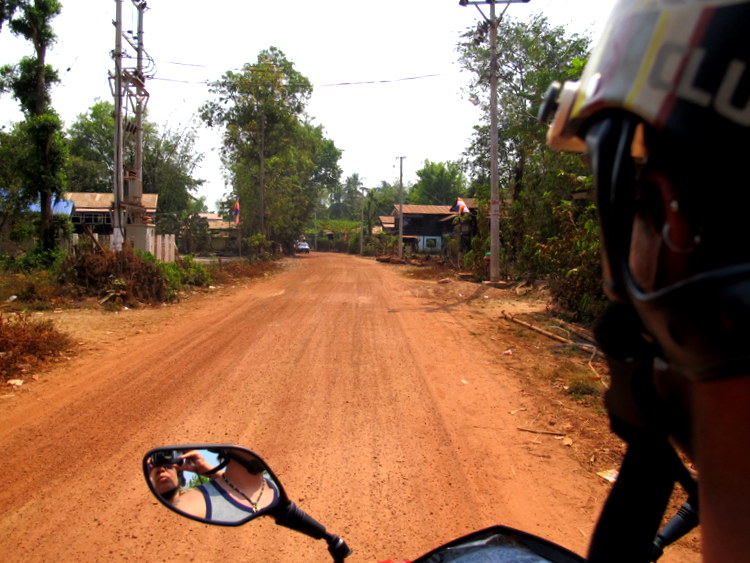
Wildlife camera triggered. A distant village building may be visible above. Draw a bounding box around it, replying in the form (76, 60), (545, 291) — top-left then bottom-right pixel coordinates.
(63, 192), (158, 234)
(379, 199), (477, 254)
(197, 212), (240, 254)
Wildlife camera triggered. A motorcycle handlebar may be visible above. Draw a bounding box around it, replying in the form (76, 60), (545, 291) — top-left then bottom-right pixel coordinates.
(272, 500), (352, 562)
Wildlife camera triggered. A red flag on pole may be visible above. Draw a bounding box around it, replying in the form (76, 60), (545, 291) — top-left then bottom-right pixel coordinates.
(233, 199), (240, 225)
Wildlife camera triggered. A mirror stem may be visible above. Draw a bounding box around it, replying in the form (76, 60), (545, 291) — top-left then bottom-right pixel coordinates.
(272, 501), (352, 561)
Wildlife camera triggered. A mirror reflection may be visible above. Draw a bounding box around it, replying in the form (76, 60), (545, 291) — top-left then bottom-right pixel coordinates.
(145, 447), (280, 525)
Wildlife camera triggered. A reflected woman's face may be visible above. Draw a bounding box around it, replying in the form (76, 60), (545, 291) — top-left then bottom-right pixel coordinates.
(150, 465), (179, 495)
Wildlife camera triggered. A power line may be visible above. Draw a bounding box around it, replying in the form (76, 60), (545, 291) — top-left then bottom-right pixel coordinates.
(318, 73), (442, 87)
(151, 71), (454, 88)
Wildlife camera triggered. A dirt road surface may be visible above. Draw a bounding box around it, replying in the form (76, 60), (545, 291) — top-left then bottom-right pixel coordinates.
(0, 253), (699, 562)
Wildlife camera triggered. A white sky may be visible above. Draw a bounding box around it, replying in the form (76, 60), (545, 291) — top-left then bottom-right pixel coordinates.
(0, 0), (617, 211)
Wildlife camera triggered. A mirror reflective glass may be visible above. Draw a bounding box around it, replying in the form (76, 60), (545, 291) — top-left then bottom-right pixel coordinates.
(144, 446), (283, 526)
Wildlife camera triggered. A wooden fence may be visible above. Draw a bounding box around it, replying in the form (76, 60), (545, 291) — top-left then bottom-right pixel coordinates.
(67, 233), (177, 262)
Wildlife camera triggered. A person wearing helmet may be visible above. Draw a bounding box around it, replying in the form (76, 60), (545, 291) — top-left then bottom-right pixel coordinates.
(541, 1), (750, 561)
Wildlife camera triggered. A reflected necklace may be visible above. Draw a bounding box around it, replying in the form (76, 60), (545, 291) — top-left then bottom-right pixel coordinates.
(221, 474), (265, 512)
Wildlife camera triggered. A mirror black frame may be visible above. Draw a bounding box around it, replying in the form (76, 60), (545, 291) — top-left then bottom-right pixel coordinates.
(142, 444), (289, 527)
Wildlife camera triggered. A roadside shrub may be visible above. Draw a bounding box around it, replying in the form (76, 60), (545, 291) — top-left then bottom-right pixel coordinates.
(178, 256), (211, 286)
(543, 200), (607, 322)
(151, 260), (182, 301)
(4, 243), (67, 273)
(0, 268), (67, 310)
(244, 234), (273, 261)
(0, 312), (73, 380)
(63, 246), (167, 305)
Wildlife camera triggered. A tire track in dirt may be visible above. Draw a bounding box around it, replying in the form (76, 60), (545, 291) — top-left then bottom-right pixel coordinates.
(0, 253), (699, 562)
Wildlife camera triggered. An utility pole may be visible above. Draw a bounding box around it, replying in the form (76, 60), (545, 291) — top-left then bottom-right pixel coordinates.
(134, 2), (145, 200)
(459, 0), (530, 282)
(397, 156), (406, 259)
(359, 187), (366, 256)
(488, 0), (500, 282)
(111, 0), (151, 252)
(111, 0), (125, 250)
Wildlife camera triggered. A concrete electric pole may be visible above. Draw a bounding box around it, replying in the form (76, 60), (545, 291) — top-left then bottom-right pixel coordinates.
(397, 156), (405, 259)
(111, 0), (152, 252)
(459, 0), (530, 282)
(112, 0), (125, 250)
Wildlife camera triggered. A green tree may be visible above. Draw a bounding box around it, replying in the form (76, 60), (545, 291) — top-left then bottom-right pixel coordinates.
(369, 180), (400, 217)
(328, 173), (363, 220)
(408, 160), (465, 205)
(202, 47), (315, 239)
(0, 0), (67, 253)
(66, 100), (114, 193)
(458, 15), (591, 279)
(0, 124), (34, 244)
(310, 132), (342, 205)
(361, 188), (379, 245)
(142, 122), (205, 215)
(66, 101), (205, 216)
(263, 121), (332, 250)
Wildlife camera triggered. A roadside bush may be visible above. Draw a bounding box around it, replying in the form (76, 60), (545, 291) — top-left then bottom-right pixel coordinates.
(565, 376), (601, 399)
(2, 243), (67, 273)
(542, 199), (607, 322)
(63, 246), (167, 305)
(178, 256), (211, 286)
(0, 269), (67, 310)
(244, 234), (273, 261)
(137, 252), (212, 301)
(0, 312), (73, 380)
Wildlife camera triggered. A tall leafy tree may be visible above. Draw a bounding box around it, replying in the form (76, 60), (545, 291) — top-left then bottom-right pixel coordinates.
(370, 180), (400, 217)
(408, 160), (466, 205)
(264, 121), (338, 249)
(66, 101), (115, 193)
(309, 130), (342, 201)
(328, 173), (363, 220)
(66, 101), (205, 217)
(458, 15), (591, 278)
(202, 47), (316, 239)
(0, 0), (67, 252)
(142, 122), (204, 215)
(0, 124), (33, 243)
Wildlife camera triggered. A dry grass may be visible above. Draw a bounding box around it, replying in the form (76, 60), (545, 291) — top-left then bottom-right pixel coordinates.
(205, 259), (281, 285)
(0, 312), (73, 381)
(402, 262), (461, 281)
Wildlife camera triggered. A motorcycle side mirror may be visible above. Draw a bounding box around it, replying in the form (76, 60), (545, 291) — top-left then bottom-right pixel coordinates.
(142, 445), (285, 526)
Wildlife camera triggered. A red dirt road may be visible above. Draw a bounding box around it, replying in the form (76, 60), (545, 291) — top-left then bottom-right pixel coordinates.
(0, 253), (698, 562)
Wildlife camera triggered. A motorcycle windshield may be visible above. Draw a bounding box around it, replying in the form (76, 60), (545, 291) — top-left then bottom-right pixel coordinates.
(413, 526), (584, 563)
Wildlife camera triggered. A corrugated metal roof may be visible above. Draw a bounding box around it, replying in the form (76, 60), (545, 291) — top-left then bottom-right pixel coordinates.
(380, 215), (396, 228)
(63, 192), (158, 213)
(390, 200), (478, 216)
(392, 204), (453, 215)
(198, 213), (235, 230)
